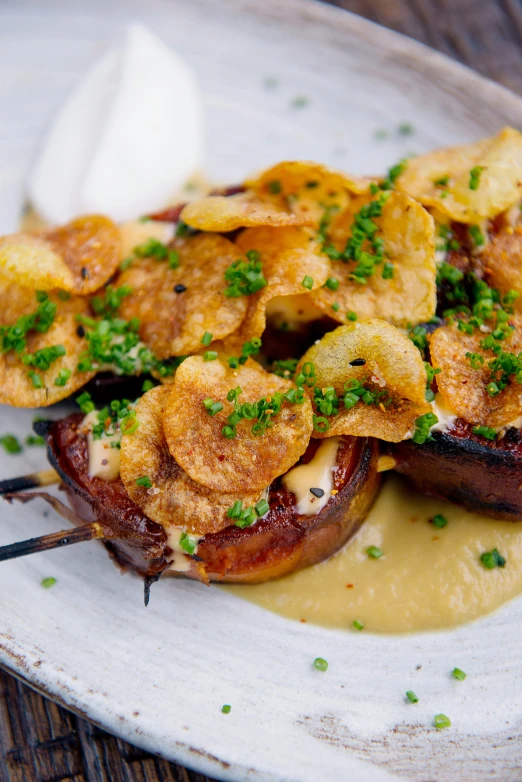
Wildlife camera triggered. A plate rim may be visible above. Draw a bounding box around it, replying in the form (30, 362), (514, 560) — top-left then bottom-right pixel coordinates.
(2, 1), (522, 780)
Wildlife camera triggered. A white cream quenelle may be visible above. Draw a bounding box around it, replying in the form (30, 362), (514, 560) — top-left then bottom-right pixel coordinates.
(29, 24), (203, 224)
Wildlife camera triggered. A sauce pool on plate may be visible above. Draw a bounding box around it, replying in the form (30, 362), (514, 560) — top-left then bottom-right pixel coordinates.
(221, 474), (522, 633)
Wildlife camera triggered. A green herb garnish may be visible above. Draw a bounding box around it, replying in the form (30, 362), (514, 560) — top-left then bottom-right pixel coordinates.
(313, 657), (328, 671)
(480, 548), (506, 569)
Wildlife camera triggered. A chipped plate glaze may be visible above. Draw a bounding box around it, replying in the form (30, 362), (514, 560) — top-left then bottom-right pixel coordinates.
(1, 1), (522, 780)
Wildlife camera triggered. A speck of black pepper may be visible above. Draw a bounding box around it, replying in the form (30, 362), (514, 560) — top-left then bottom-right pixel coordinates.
(349, 358), (366, 366)
(310, 487), (325, 498)
(76, 325), (85, 338)
(81, 267), (89, 279)
(174, 283), (187, 293)
(101, 459), (108, 465)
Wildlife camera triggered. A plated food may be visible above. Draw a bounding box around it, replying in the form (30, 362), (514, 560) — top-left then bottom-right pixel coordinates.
(2, 130), (522, 626)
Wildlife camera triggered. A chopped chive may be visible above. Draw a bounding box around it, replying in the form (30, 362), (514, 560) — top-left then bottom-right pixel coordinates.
(255, 498), (270, 516)
(120, 257), (134, 271)
(267, 179), (282, 194)
(179, 531), (198, 555)
(227, 500), (243, 519)
(25, 435), (45, 447)
(480, 548), (506, 569)
(136, 476), (152, 488)
(325, 277), (339, 291)
(469, 166), (483, 190)
(76, 391), (95, 414)
(434, 714), (451, 729)
(142, 379), (155, 392)
(313, 657), (328, 671)
(203, 400), (223, 416)
(168, 250), (180, 269)
(28, 371), (43, 389)
(406, 690), (419, 704)
(204, 351), (218, 361)
(221, 704), (231, 714)
(353, 619), (364, 631)
(313, 415), (330, 433)
(54, 368), (71, 387)
(398, 122), (414, 136)
(366, 545), (383, 559)
(469, 224), (485, 247)
(382, 261), (394, 279)
(41, 577), (57, 589)
(331, 302), (341, 312)
(302, 275), (314, 290)
(451, 667), (467, 681)
(201, 331), (213, 346)
(292, 95), (309, 108)
(472, 425), (496, 440)
(0, 435), (23, 454)
(346, 311), (357, 321)
(431, 514), (448, 529)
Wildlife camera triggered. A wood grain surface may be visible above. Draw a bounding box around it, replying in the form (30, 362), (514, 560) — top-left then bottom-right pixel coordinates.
(2, 1), (522, 780)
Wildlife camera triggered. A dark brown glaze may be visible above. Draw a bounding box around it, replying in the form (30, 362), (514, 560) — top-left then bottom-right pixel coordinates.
(261, 317), (338, 364)
(44, 415), (169, 577)
(82, 373), (151, 406)
(199, 436), (381, 583)
(392, 418), (522, 521)
(41, 415), (380, 582)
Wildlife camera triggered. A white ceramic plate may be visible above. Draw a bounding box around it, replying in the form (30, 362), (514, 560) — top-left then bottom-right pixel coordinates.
(1, 1), (522, 780)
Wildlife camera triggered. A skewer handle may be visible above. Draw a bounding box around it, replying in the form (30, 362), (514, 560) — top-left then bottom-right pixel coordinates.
(0, 522), (103, 562)
(0, 468), (59, 496)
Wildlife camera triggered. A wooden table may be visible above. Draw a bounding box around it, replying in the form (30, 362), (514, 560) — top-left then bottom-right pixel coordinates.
(2, 1), (522, 780)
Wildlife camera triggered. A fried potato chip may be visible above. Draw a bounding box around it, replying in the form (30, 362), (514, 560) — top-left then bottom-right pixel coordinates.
(234, 227), (331, 339)
(0, 281), (95, 407)
(311, 191), (436, 327)
(119, 220), (174, 260)
(0, 215), (121, 295)
(396, 127), (522, 222)
(117, 233), (247, 358)
(163, 356), (313, 492)
(120, 385), (261, 536)
(247, 161), (370, 224)
(299, 320), (430, 442)
(180, 191), (312, 232)
(481, 228), (522, 311)
(430, 322), (522, 427)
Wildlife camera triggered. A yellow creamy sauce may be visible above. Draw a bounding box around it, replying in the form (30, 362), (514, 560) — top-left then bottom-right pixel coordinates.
(221, 475), (522, 633)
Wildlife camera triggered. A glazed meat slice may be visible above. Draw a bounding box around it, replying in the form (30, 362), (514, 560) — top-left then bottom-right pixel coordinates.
(393, 419), (522, 522)
(41, 415), (380, 583)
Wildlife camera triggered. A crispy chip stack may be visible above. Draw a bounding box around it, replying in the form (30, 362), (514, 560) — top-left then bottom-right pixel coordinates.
(1, 128), (522, 456)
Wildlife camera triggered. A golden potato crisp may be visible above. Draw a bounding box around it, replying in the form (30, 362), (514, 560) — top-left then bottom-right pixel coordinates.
(234, 226), (331, 339)
(180, 191), (312, 232)
(118, 233), (247, 358)
(311, 192), (436, 327)
(163, 356), (313, 492)
(248, 161), (370, 224)
(0, 281), (95, 407)
(396, 127), (522, 222)
(430, 322), (522, 427)
(120, 386), (261, 536)
(299, 320), (430, 442)
(481, 228), (522, 311)
(0, 215), (121, 295)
